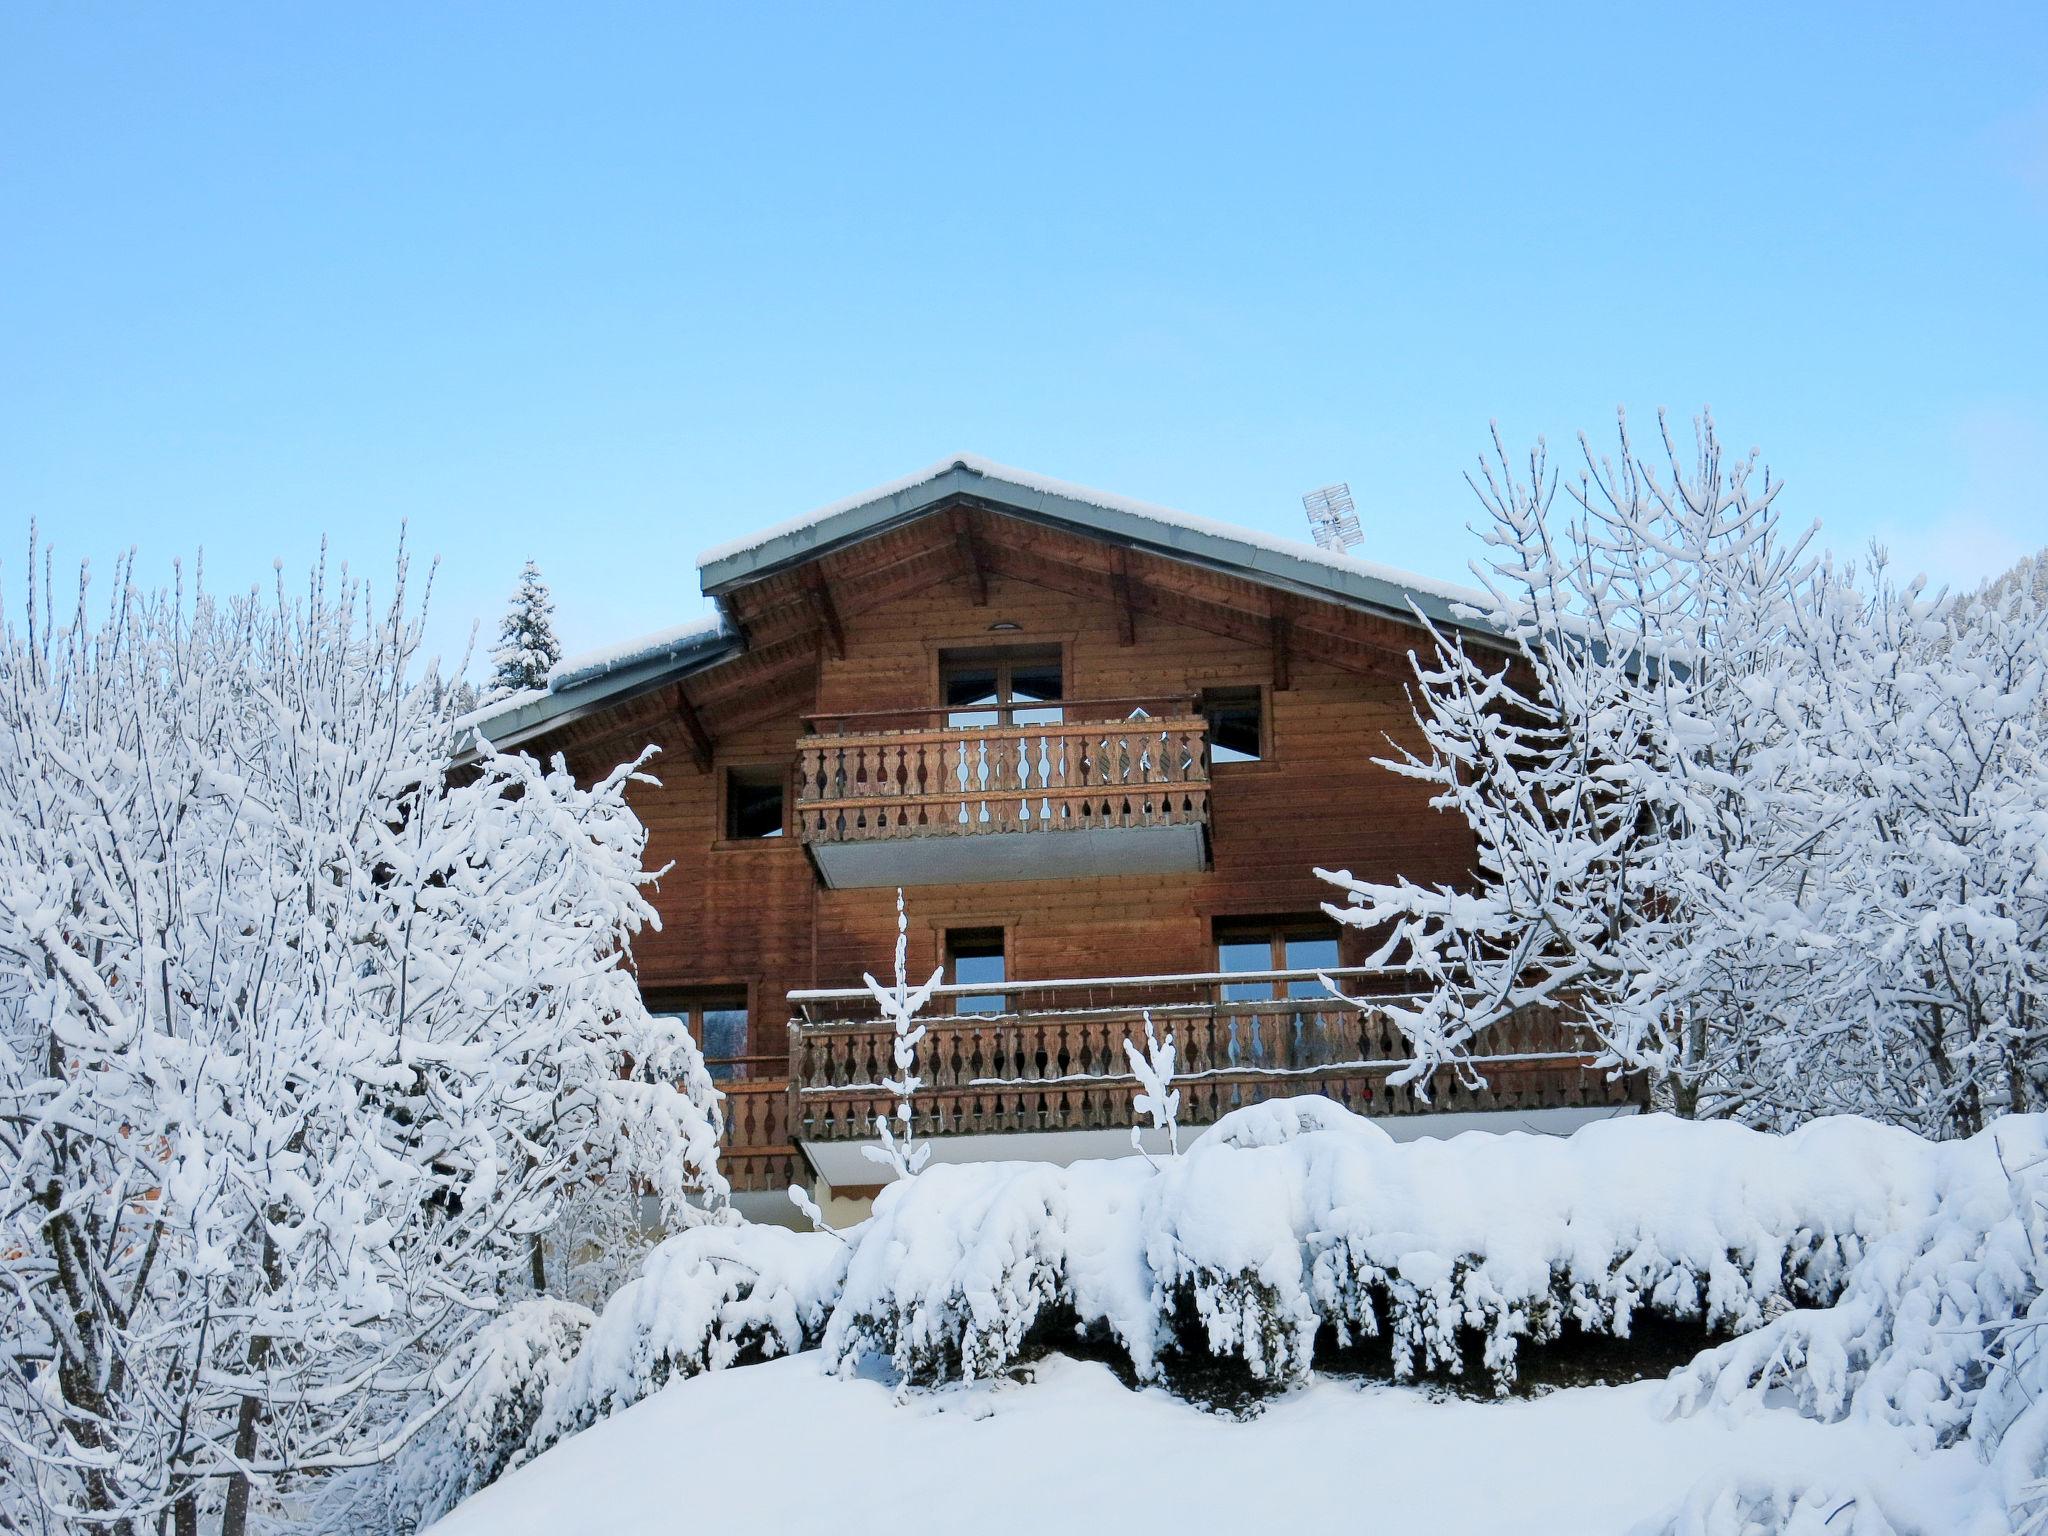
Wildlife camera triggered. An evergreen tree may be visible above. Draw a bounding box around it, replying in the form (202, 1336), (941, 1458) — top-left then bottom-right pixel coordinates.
(490, 559), (563, 696)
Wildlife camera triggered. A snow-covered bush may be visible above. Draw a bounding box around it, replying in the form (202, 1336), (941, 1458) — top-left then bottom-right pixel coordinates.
(317, 1297), (594, 1535)
(818, 1099), (1948, 1398)
(1660, 1118), (2048, 1527)
(531, 1224), (847, 1451)
(0, 540), (725, 1534)
(1125, 1012), (1182, 1163)
(477, 1104), (2048, 1532)
(862, 889), (942, 1183)
(824, 1159), (1088, 1385)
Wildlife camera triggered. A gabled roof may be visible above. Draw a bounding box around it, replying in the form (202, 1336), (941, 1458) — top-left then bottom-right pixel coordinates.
(699, 454), (1487, 627)
(463, 455), (1488, 754)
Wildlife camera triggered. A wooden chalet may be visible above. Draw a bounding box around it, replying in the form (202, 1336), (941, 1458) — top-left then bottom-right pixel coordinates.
(467, 457), (1640, 1222)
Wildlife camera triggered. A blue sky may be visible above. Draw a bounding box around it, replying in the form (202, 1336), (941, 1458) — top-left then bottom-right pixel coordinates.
(4, 4), (2044, 675)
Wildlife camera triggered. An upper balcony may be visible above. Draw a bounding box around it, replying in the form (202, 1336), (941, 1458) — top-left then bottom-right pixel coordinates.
(794, 697), (1211, 888)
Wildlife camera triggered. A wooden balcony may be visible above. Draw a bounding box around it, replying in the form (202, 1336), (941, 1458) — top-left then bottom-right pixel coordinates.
(794, 699), (1211, 888)
(767, 969), (1641, 1186)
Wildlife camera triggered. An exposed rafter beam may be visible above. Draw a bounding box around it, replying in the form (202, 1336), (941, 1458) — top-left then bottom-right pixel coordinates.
(801, 566), (846, 659)
(950, 508), (988, 605)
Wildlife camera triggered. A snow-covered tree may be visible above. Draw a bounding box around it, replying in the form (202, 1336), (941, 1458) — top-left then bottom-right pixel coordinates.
(0, 536), (725, 1534)
(488, 559), (562, 698)
(862, 891), (941, 1183)
(1317, 412), (1828, 1118)
(1317, 412), (2048, 1136)
(1125, 1013), (1181, 1165)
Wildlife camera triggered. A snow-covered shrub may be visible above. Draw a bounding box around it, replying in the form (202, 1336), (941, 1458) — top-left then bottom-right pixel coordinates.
(1125, 1012), (1182, 1163)
(816, 1099), (1953, 1399)
(531, 1224), (847, 1450)
(1661, 1118), (2048, 1525)
(317, 1298), (594, 1535)
(862, 888), (943, 1183)
(1641, 1476), (1918, 1536)
(825, 1159), (1081, 1384)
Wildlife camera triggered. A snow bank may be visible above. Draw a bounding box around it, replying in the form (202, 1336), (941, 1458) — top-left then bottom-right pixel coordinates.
(834, 1100), (1944, 1395)
(528, 1223), (847, 1451)
(433, 1105), (2047, 1535)
(430, 1353), (2003, 1536)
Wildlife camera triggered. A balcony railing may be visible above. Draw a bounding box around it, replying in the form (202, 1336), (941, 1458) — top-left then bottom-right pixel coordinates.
(795, 699), (1212, 843)
(782, 967), (1641, 1154)
(794, 699), (1212, 886)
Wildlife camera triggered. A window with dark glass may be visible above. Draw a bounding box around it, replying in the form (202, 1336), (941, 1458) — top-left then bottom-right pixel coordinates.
(940, 647), (1063, 727)
(724, 766), (786, 839)
(1214, 918), (1345, 1068)
(1201, 687), (1264, 763)
(1215, 917), (1341, 997)
(649, 991), (750, 1081)
(944, 927), (1007, 1014)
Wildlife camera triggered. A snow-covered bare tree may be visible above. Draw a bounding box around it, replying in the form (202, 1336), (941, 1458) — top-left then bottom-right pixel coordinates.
(1317, 411), (2048, 1136)
(488, 559), (562, 698)
(0, 536), (725, 1534)
(1788, 555), (2048, 1134)
(862, 892), (941, 1183)
(1317, 411), (1830, 1118)
(1124, 1013), (1181, 1165)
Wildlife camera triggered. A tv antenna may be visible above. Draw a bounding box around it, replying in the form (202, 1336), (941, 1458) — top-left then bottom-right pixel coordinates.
(1301, 482), (1363, 554)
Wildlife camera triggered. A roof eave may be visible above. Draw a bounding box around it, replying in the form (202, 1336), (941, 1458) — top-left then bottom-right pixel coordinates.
(697, 461), (1495, 642)
(454, 632), (742, 761)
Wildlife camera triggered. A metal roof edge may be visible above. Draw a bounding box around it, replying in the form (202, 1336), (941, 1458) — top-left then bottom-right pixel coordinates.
(453, 630), (741, 760)
(699, 460), (1493, 640)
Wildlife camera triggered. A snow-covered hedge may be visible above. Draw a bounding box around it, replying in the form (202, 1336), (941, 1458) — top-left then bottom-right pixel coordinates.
(528, 1224), (848, 1451)
(1659, 1114), (2048, 1530)
(832, 1099), (1950, 1396)
(475, 1103), (2046, 1532)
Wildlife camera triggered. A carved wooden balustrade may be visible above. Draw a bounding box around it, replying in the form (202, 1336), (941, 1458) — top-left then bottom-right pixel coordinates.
(794, 700), (1212, 845)
(718, 1077), (803, 1194)
(785, 968), (1641, 1152)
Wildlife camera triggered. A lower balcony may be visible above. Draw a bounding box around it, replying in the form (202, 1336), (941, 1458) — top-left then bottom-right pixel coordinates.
(794, 702), (1212, 888)
(715, 968), (1644, 1194)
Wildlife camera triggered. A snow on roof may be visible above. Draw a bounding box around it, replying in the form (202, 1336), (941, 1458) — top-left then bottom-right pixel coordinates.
(546, 612), (729, 691)
(696, 453), (1490, 614)
(465, 456), (1493, 754)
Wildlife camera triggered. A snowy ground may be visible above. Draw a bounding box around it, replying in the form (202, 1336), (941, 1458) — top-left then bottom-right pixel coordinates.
(430, 1352), (1994, 1536)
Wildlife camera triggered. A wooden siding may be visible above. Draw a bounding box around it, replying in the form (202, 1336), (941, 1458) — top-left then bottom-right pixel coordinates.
(546, 504), (1481, 1083)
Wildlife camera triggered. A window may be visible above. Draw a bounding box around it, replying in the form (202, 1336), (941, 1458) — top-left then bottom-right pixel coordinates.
(650, 990), (750, 1081)
(943, 927), (1007, 1014)
(1214, 917), (1345, 1069)
(1214, 918), (1341, 1000)
(724, 765), (786, 840)
(940, 647), (1063, 727)
(1201, 687), (1264, 763)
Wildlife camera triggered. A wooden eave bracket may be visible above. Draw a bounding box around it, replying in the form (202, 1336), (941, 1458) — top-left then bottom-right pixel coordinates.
(672, 686), (714, 772)
(1108, 548), (1138, 646)
(801, 565), (847, 660)
(951, 507), (988, 605)
(1269, 602), (1294, 691)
